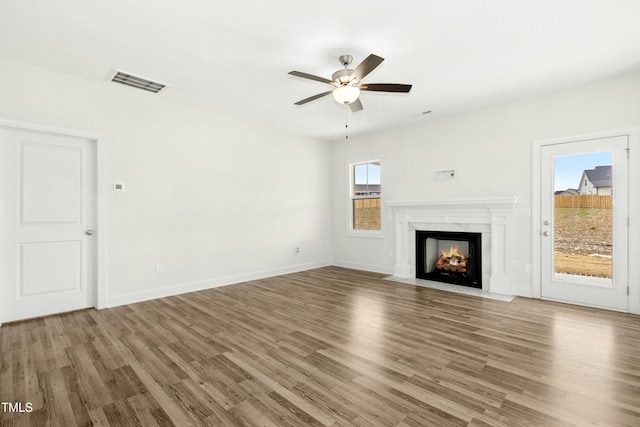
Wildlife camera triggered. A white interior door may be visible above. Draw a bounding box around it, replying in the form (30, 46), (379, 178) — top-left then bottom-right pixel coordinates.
(540, 135), (629, 311)
(1, 128), (96, 322)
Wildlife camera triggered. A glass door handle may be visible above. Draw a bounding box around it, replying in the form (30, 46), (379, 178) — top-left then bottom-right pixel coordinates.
(542, 231), (550, 237)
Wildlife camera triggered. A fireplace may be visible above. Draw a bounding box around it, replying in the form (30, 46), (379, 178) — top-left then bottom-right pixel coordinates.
(415, 231), (482, 288)
(388, 197), (518, 295)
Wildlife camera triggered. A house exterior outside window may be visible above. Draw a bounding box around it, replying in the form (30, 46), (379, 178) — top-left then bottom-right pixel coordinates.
(349, 160), (382, 235)
(578, 165), (612, 195)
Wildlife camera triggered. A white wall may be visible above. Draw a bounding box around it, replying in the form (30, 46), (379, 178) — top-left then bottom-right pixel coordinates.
(332, 71), (640, 299)
(0, 59), (332, 306)
(2, 57), (639, 312)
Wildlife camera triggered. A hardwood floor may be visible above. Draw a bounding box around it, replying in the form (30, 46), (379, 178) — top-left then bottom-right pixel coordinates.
(1, 266), (639, 426)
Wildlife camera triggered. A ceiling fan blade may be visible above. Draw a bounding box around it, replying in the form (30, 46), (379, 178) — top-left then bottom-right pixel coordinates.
(294, 91), (332, 105)
(361, 83), (412, 93)
(288, 71), (333, 85)
(352, 54), (384, 81)
(349, 98), (363, 112)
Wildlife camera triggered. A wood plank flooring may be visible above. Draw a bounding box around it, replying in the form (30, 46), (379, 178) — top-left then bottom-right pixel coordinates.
(1, 266), (640, 426)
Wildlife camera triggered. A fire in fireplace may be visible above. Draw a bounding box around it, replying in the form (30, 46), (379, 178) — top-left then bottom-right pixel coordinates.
(415, 231), (482, 288)
(436, 245), (468, 273)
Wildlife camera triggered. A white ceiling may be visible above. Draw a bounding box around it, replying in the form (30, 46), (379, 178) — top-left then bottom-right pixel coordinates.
(2, 1), (640, 141)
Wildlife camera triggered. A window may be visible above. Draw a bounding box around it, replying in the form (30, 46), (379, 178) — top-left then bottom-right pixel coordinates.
(351, 160), (381, 232)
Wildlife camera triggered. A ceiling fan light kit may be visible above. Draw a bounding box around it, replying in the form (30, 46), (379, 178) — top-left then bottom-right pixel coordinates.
(288, 54), (412, 112)
(333, 85), (360, 104)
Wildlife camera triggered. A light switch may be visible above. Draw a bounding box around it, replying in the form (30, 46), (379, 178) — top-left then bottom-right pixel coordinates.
(435, 170), (455, 181)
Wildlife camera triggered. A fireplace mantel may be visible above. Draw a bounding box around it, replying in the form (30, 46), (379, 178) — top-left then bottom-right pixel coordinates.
(387, 196), (518, 295)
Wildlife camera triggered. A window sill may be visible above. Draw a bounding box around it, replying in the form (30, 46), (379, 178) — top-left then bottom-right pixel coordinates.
(347, 230), (385, 239)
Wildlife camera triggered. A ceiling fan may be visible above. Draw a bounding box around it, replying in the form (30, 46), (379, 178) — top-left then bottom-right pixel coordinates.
(288, 54), (412, 112)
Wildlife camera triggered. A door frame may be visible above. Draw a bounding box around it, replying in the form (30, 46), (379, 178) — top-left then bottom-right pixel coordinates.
(531, 128), (640, 314)
(0, 118), (108, 314)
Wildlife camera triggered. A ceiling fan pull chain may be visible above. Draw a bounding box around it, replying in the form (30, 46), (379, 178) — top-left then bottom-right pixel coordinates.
(345, 105), (349, 140)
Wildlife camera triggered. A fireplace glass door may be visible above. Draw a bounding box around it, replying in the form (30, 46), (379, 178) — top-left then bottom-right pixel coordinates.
(416, 231), (481, 288)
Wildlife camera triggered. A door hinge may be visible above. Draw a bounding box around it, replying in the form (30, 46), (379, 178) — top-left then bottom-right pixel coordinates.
(626, 148), (630, 159)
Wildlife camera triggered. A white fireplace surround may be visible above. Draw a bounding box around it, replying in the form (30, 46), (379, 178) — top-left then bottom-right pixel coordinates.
(387, 197), (518, 295)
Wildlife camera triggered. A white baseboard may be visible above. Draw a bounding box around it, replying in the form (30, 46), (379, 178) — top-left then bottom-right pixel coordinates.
(106, 260), (331, 308)
(513, 284), (533, 297)
(332, 259), (394, 275)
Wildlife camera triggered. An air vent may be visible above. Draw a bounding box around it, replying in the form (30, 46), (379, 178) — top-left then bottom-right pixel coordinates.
(110, 70), (169, 94)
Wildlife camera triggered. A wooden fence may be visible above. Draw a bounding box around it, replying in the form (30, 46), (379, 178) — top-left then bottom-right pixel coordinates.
(354, 196), (609, 209)
(353, 198), (381, 209)
(555, 195), (612, 209)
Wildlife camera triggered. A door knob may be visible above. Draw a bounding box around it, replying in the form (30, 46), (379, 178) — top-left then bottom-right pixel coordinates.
(542, 231), (550, 237)
(86, 229), (94, 236)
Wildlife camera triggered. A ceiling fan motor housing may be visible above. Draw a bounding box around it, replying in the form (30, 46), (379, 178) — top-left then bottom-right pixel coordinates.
(332, 69), (355, 85)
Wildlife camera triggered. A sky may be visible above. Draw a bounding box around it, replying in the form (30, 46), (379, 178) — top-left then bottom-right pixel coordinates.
(554, 151), (612, 191)
(355, 163), (381, 185)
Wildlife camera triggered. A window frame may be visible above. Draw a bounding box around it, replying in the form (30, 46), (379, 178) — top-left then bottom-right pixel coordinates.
(347, 159), (384, 238)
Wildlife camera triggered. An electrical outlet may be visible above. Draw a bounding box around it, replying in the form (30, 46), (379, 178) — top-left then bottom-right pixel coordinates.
(294, 247), (300, 255)
(156, 263), (164, 273)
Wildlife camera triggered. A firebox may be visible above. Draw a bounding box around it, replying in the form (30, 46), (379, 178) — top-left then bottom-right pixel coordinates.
(415, 231), (482, 288)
